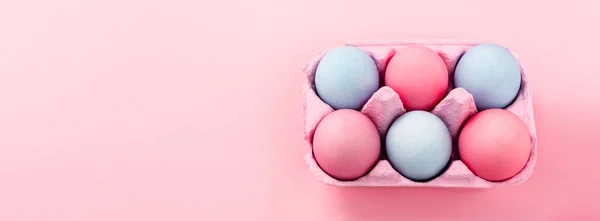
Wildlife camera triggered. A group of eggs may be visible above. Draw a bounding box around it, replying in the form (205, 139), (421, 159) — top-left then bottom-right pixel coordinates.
(312, 43), (532, 182)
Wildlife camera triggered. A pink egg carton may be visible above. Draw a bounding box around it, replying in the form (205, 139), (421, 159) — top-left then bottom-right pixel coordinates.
(301, 40), (538, 188)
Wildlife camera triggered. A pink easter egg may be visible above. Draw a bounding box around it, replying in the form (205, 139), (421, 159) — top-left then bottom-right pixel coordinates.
(458, 109), (532, 182)
(312, 109), (381, 181)
(384, 45), (448, 111)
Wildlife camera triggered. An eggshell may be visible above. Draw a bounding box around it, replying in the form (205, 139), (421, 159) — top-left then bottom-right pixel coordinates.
(314, 46), (380, 110)
(385, 111), (452, 181)
(384, 45), (448, 111)
(458, 109), (532, 182)
(454, 43), (521, 110)
(312, 109), (381, 181)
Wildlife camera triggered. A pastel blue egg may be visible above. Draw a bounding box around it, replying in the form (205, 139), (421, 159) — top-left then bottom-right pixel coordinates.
(385, 111), (452, 181)
(454, 43), (522, 110)
(315, 46), (379, 110)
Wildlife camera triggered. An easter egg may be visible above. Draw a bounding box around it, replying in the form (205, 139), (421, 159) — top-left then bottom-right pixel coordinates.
(312, 109), (381, 181)
(454, 43), (522, 110)
(384, 45), (449, 111)
(458, 109), (532, 182)
(314, 46), (380, 110)
(385, 111), (452, 181)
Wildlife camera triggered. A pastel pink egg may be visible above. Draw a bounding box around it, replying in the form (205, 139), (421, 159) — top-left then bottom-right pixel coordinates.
(458, 109), (532, 182)
(312, 109), (381, 181)
(384, 45), (449, 111)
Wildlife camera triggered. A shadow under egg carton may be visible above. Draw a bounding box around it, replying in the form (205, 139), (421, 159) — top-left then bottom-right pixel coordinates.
(301, 40), (537, 188)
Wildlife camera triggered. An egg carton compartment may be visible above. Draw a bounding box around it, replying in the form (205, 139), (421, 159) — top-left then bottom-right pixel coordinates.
(301, 40), (537, 188)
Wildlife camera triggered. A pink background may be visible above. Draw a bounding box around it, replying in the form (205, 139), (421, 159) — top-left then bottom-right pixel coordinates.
(0, 0), (598, 220)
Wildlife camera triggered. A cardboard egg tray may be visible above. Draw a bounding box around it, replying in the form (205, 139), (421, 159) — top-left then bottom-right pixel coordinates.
(301, 40), (537, 188)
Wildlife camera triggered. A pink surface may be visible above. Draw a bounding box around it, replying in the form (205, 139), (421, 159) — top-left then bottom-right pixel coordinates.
(302, 41), (537, 187)
(1, 0), (600, 220)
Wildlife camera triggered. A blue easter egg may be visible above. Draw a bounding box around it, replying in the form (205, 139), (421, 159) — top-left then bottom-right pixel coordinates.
(454, 43), (522, 110)
(314, 46), (379, 110)
(385, 111), (452, 181)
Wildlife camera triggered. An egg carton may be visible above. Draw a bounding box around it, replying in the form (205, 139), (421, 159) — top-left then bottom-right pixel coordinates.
(301, 40), (537, 188)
